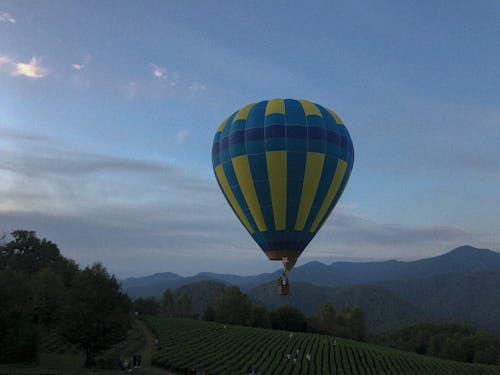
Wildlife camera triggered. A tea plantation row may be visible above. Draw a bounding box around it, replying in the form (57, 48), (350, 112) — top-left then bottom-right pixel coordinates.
(146, 317), (500, 375)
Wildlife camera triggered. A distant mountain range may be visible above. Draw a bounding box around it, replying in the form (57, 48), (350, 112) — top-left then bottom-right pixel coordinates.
(121, 245), (500, 332)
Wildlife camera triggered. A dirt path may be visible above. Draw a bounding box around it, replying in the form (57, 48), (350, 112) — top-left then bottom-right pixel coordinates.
(133, 320), (177, 375)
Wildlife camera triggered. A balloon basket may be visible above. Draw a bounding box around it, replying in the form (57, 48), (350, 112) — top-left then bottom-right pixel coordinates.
(278, 284), (289, 295)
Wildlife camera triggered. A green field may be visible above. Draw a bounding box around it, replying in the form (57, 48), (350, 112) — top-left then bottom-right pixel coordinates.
(147, 317), (500, 375)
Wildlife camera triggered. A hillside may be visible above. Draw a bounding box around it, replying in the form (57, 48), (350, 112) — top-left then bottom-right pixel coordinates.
(147, 317), (500, 375)
(174, 280), (225, 315)
(248, 281), (422, 332)
(380, 270), (500, 332)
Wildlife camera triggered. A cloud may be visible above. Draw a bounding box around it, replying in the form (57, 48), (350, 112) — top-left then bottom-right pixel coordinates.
(71, 54), (91, 71)
(124, 81), (138, 98)
(150, 63), (167, 80)
(13, 57), (48, 78)
(0, 12), (15, 24)
(0, 55), (48, 78)
(188, 81), (207, 96)
(145, 63), (206, 98)
(0, 55), (13, 71)
(175, 129), (189, 145)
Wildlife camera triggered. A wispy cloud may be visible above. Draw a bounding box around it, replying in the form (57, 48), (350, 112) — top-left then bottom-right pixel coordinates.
(175, 129), (189, 145)
(71, 54), (91, 71)
(0, 55), (48, 78)
(0, 55), (14, 72)
(124, 81), (138, 99)
(188, 81), (207, 96)
(0, 12), (15, 24)
(150, 63), (167, 80)
(142, 63), (205, 98)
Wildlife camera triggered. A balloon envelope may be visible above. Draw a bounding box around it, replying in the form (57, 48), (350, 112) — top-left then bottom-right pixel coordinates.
(212, 99), (354, 271)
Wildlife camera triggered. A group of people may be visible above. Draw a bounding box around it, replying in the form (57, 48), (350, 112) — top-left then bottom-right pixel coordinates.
(118, 353), (142, 372)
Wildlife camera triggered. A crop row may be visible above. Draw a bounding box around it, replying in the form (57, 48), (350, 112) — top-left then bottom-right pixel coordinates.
(147, 317), (500, 375)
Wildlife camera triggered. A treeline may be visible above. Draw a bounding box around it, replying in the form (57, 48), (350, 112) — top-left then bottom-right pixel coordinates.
(372, 322), (500, 365)
(134, 284), (367, 341)
(0, 230), (132, 366)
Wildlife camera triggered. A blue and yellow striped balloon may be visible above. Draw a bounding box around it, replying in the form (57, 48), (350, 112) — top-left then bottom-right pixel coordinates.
(212, 99), (354, 272)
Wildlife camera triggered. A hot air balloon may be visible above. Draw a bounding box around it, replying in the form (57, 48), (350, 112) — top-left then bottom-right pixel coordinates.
(212, 99), (354, 294)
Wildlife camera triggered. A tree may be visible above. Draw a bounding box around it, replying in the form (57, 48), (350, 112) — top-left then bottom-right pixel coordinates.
(270, 305), (308, 332)
(0, 230), (78, 283)
(251, 305), (271, 328)
(31, 268), (65, 326)
(203, 305), (215, 321)
(63, 263), (132, 367)
(349, 306), (367, 341)
(0, 269), (38, 363)
(213, 286), (252, 325)
(175, 292), (192, 318)
(163, 289), (175, 317)
(314, 303), (337, 334)
(133, 297), (161, 315)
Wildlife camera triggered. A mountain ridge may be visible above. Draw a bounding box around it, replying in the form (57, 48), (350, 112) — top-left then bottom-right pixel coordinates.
(121, 245), (500, 298)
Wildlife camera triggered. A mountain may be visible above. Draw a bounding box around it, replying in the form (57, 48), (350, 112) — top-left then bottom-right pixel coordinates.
(121, 245), (500, 298)
(122, 246), (500, 333)
(289, 245), (500, 286)
(121, 271), (279, 299)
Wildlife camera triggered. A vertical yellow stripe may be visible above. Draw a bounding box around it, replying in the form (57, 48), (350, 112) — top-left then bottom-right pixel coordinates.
(233, 103), (255, 122)
(216, 116), (230, 132)
(327, 108), (344, 125)
(265, 98), (285, 115)
(300, 99), (322, 117)
(214, 165), (255, 234)
(294, 152), (325, 230)
(232, 155), (267, 232)
(309, 159), (347, 233)
(266, 151), (287, 230)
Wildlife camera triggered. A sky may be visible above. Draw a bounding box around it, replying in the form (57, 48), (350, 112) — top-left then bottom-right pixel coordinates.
(0, 0), (499, 278)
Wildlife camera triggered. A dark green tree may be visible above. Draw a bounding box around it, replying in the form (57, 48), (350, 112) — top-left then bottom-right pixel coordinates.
(213, 286), (252, 325)
(0, 269), (38, 363)
(349, 306), (367, 341)
(63, 263), (132, 367)
(270, 304), (308, 332)
(133, 297), (161, 315)
(31, 268), (65, 326)
(251, 306), (271, 328)
(0, 230), (77, 283)
(314, 303), (337, 334)
(175, 292), (192, 318)
(203, 305), (215, 321)
(163, 289), (175, 317)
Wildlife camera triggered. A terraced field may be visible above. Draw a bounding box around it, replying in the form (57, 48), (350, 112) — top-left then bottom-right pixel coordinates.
(147, 317), (500, 375)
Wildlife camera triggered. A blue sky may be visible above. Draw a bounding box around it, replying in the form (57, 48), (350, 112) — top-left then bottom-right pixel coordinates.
(1, 1), (499, 277)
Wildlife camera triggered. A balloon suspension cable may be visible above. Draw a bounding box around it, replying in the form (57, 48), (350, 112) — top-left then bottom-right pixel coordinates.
(281, 257), (289, 275)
